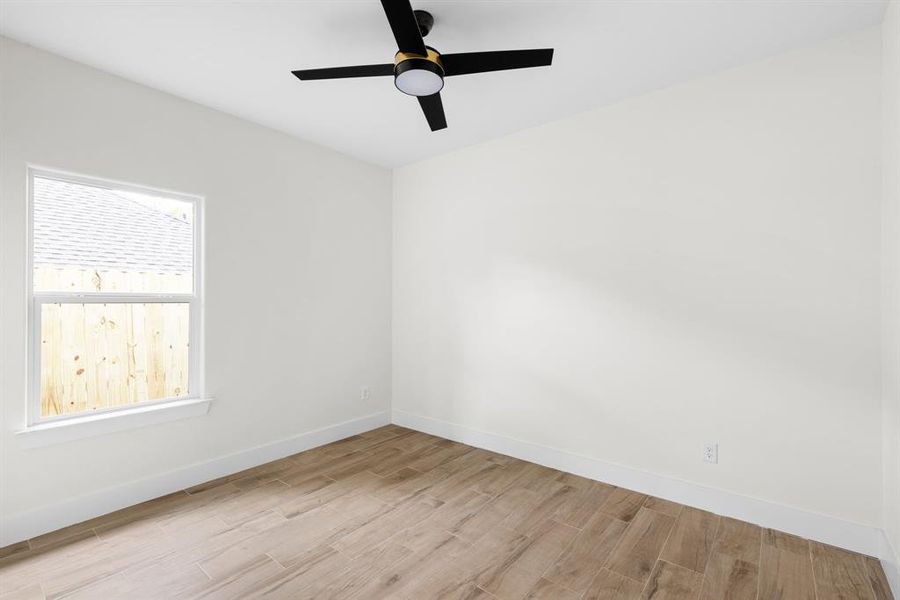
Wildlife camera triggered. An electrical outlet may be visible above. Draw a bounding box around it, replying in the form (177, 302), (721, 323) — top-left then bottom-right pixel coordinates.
(360, 387), (370, 401)
(703, 443), (718, 464)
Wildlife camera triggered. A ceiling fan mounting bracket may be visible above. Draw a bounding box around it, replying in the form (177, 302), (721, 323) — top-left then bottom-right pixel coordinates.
(414, 10), (434, 37)
(395, 47), (443, 68)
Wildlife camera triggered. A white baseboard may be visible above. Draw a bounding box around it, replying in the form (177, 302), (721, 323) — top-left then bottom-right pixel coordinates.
(392, 409), (884, 559)
(0, 411), (390, 547)
(881, 531), (900, 599)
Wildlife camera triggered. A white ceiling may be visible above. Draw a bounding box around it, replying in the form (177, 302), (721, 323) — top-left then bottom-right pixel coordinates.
(0, 0), (887, 167)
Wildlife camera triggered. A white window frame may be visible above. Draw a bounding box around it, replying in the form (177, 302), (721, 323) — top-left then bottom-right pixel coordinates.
(26, 166), (204, 427)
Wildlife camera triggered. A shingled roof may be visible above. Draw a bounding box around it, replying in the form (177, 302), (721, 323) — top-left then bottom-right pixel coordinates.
(33, 177), (193, 275)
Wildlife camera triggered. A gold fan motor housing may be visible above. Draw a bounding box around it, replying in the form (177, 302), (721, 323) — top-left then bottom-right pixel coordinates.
(394, 48), (444, 72)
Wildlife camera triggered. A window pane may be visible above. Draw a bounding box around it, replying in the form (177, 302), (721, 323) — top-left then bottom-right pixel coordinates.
(33, 176), (193, 293)
(40, 303), (190, 418)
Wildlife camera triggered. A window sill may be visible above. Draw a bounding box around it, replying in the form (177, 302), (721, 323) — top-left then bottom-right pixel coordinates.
(16, 397), (212, 449)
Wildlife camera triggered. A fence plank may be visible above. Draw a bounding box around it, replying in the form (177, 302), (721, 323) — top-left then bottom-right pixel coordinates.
(37, 267), (190, 418)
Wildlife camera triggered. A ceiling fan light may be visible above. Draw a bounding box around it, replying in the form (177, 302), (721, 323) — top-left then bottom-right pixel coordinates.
(394, 58), (444, 97)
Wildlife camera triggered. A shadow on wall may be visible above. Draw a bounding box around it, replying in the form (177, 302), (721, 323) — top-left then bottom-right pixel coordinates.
(421, 240), (877, 478)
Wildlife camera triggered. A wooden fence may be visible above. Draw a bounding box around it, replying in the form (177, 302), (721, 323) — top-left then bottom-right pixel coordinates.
(36, 267), (191, 418)
(34, 265), (191, 294)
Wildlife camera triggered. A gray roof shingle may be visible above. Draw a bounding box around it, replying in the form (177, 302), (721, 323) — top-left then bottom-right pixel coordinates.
(33, 177), (193, 275)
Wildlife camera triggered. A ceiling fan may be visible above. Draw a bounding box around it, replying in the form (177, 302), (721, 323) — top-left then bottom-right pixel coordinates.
(291, 1), (554, 132)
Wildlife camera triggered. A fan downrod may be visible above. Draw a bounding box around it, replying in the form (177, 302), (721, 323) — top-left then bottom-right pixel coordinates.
(414, 10), (434, 37)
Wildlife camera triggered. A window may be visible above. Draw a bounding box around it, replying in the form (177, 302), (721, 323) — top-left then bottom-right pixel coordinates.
(29, 169), (202, 424)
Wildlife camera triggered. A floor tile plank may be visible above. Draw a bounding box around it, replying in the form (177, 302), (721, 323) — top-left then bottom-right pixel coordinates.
(544, 512), (629, 591)
(641, 560), (704, 600)
(0, 543), (30, 562)
(606, 507), (677, 584)
(699, 554), (758, 600)
(810, 542), (876, 600)
(349, 528), (470, 599)
(476, 519), (579, 599)
(643, 497), (684, 518)
(525, 577), (582, 599)
(600, 488), (649, 523)
(711, 517), (761, 564)
(553, 476), (617, 528)
(584, 568), (646, 600)
(698, 511), (761, 600)
(758, 529), (816, 600)
(864, 556), (894, 600)
(659, 507), (719, 573)
(0, 584), (44, 600)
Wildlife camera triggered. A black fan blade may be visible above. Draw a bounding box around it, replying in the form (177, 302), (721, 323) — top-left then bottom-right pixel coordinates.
(380, 0), (427, 55)
(441, 49), (554, 77)
(418, 93), (447, 131)
(292, 63), (395, 80)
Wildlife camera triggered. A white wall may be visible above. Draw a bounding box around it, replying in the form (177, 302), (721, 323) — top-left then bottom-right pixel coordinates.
(882, 0), (900, 577)
(393, 27), (883, 531)
(0, 38), (392, 540)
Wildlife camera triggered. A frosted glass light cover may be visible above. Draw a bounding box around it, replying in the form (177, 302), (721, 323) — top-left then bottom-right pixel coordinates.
(395, 69), (444, 97)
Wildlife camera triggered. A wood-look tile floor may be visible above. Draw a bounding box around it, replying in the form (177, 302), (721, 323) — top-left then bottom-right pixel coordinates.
(0, 425), (893, 600)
